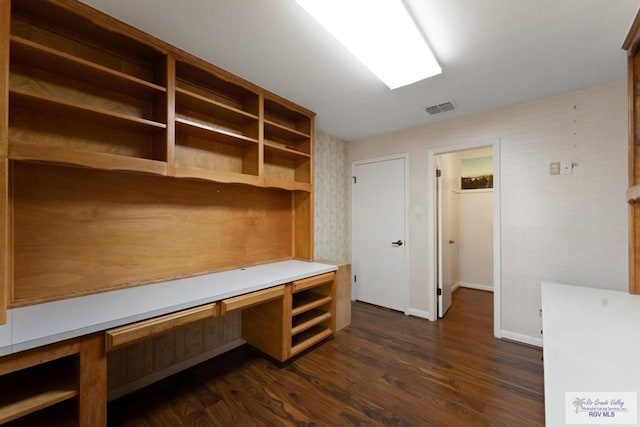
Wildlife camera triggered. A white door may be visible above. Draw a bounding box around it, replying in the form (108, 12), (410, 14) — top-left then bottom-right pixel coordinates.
(352, 156), (406, 312)
(436, 157), (453, 317)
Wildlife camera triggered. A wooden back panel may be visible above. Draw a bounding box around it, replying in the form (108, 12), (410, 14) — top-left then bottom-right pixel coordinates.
(11, 162), (293, 306)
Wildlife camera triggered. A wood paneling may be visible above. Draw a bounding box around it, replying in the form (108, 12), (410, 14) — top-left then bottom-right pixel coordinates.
(107, 311), (241, 395)
(293, 191), (313, 261)
(0, 0), (9, 158)
(0, 159), (7, 324)
(108, 289), (545, 426)
(241, 291), (289, 362)
(317, 261), (351, 331)
(11, 162), (293, 306)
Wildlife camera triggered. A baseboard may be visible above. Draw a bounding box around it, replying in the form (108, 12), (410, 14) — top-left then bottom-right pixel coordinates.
(108, 338), (246, 401)
(458, 282), (494, 292)
(452, 282), (460, 292)
(407, 308), (431, 320)
(501, 330), (543, 348)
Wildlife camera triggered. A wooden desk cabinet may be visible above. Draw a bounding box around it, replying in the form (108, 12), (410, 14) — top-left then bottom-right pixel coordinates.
(233, 272), (336, 362)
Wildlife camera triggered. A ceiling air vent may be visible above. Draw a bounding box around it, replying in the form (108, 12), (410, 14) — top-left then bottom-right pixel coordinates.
(426, 101), (456, 115)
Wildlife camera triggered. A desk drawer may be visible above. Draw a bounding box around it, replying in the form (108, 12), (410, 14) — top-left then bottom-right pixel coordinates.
(105, 303), (217, 352)
(293, 272), (335, 293)
(220, 285), (285, 315)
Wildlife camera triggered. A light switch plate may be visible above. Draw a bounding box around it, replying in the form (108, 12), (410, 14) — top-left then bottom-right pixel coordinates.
(550, 162), (560, 175)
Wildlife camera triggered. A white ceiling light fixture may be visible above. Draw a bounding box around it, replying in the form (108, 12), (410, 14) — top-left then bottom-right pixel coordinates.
(295, 0), (441, 90)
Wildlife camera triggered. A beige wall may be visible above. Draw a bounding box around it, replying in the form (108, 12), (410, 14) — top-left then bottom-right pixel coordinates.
(348, 81), (628, 344)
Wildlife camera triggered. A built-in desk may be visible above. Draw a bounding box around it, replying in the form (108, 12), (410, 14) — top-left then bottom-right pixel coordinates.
(0, 260), (338, 426)
(0, 260), (336, 356)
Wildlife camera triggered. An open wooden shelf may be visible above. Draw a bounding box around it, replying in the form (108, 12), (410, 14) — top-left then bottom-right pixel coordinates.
(10, 36), (166, 101)
(290, 325), (333, 357)
(10, 88), (166, 133)
(175, 118), (258, 146)
(291, 308), (332, 336)
(173, 164), (262, 186)
(264, 140), (311, 160)
(0, 357), (78, 425)
(264, 98), (312, 137)
(175, 60), (259, 116)
(291, 292), (332, 316)
(9, 140), (168, 176)
(176, 87), (258, 126)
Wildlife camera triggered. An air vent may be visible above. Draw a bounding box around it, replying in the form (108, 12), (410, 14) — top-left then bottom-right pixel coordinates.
(426, 101), (456, 115)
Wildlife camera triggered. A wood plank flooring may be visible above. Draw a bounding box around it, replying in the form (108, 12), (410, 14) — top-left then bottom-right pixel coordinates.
(108, 288), (545, 426)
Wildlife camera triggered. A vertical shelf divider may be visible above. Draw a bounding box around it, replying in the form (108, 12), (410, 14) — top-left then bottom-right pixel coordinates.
(166, 54), (176, 176)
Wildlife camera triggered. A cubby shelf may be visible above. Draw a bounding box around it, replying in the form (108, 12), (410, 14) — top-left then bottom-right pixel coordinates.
(291, 309), (332, 336)
(175, 87), (258, 126)
(264, 140), (311, 160)
(290, 325), (333, 357)
(291, 292), (332, 316)
(10, 88), (167, 133)
(173, 164), (261, 186)
(8, 140), (168, 175)
(263, 178), (312, 192)
(10, 36), (166, 101)
(175, 118), (258, 146)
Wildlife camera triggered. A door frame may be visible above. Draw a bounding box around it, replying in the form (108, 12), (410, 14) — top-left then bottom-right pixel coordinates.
(351, 153), (410, 314)
(426, 139), (502, 338)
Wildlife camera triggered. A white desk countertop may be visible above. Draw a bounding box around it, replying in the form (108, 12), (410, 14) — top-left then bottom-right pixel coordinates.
(541, 281), (640, 426)
(0, 260), (336, 356)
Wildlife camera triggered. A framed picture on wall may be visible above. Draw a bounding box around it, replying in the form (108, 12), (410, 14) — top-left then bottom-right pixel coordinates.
(460, 156), (493, 190)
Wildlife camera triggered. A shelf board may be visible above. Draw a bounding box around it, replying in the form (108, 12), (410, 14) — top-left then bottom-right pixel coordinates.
(173, 164), (262, 186)
(9, 140), (168, 176)
(263, 177), (311, 192)
(176, 86), (258, 125)
(0, 383), (77, 424)
(264, 119), (311, 141)
(10, 36), (166, 100)
(264, 140), (310, 159)
(291, 309), (332, 336)
(291, 293), (332, 317)
(10, 88), (167, 133)
(175, 117), (258, 146)
(290, 326), (332, 357)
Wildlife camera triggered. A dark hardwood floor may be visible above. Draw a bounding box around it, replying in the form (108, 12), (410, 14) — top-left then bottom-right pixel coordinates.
(108, 288), (545, 426)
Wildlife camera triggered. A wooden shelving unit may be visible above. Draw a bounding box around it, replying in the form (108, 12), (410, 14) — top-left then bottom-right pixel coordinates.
(0, 340), (81, 426)
(0, 0), (317, 421)
(289, 273), (335, 358)
(8, 0), (169, 175)
(174, 60), (261, 184)
(263, 97), (313, 192)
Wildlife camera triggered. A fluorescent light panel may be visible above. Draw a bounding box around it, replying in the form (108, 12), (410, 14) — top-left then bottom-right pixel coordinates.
(295, 0), (441, 89)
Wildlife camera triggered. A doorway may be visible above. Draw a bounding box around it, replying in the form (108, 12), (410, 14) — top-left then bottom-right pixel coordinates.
(351, 154), (409, 313)
(427, 140), (502, 338)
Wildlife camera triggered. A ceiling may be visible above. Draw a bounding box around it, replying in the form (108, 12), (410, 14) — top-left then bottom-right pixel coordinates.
(80, 0), (640, 141)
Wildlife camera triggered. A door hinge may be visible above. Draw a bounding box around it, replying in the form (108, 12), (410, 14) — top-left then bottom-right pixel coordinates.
(436, 169), (441, 178)
(354, 275), (357, 283)
(437, 288), (442, 296)
(352, 176), (357, 184)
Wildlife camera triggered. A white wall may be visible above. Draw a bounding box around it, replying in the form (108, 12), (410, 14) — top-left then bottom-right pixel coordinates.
(458, 190), (493, 288)
(348, 81), (628, 344)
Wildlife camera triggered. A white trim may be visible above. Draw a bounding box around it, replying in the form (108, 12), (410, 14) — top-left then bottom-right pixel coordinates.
(458, 282), (494, 292)
(452, 282), (461, 292)
(351, 153), (410, 314)
(407, 308), (430, 319)
(107, 338), (245, 401)
(501, 330), (543, 348)
(427, 139), (502, 335)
